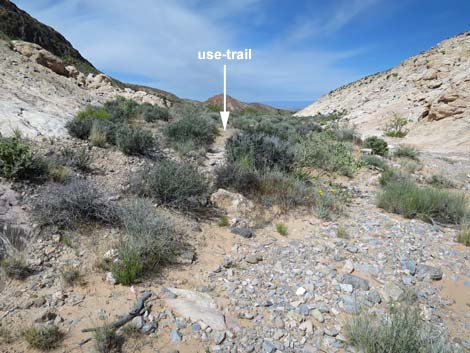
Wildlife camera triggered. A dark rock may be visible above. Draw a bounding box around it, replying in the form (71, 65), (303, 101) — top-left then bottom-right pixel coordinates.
(416, 264), (443, 280)
(231, 227), (253, 238)
(342, 274), (370, 290)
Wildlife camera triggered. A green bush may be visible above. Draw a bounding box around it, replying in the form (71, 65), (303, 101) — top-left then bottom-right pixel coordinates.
(361, 155), (387, 171)
(132, 159), (210, 211)
(377, 180), (468, 224)
(164, 114), (218, 149)
(65, 116), (94, 140)
(215, 161), (261, 195)
(363, 136), (389, 156)
(217, 216), (229, 227)
(90, 120), (108, 147)
(457, 222), (470, 246)
(0, 255), (32, 280)
(276, 223), (288, 236)
(57, 147), (91, 171)
(115, 125), (155, 156)
(0, 131), (47, 180)
(33, 178), (117, 229)
(394, 145), (419, 160)
(139, 103), (170, 122)
(113, 199), (178, 285)
(22, 325), (64, 350)
(384, 114), (409, 138)
(345, 304), (455, 353)
(295, 132), (358, 177)
(104, 97), (139, 123)
(76, 106), (111, 121)
(226, 132), (295, 172)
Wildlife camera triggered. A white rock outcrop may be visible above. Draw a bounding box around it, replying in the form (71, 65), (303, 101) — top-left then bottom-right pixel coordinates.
(296, 32), (470, 153)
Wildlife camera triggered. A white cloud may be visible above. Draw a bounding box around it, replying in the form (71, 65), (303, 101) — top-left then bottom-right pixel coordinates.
(14, 0), (375, 102)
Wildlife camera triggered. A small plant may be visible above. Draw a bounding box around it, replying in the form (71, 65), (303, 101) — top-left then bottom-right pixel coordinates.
(0, 255), (32, 279)
(104, 96), (139, 123)
(77, 106), (112, 121)
(48, 165), (72, 183)
(59, 147), (91, 172)
(427, 174), (455, 189)
(345, 303), (455, 353)
(115, 125), (155, 156)
(22, 325), (64, 350)
(457, 222), (470, 246)
(66, 106), (111, 140)
(394, 145), (419, 160)
(0, 323), (15, 344)
(399, 159), (422, 174)
(360, 155), (387, 171)
(93, 324), (123, 353)
(132, 159), (210, 211)
(90, 120), (108, 147)
(112, 246), (143, 285)
(33, 178), (117, 229)
(363, 136), (389, 156)
(217, 216), (229, 227)
(61, 265), (84, 286)
(384, 113), (409, 138)
(336, 225), (349, 239)
(0, 131), (46, 180)
(275, 223), (288, 236)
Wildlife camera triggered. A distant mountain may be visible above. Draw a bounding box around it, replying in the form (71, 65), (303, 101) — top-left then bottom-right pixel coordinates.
(206, 94), (292, 114)
(296, 32), (470, 153)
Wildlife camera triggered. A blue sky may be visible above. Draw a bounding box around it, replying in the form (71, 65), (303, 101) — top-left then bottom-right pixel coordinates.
(14, 0), (470, 107)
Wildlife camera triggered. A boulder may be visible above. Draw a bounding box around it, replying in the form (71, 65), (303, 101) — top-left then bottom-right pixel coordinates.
(12, 40), (68, 76)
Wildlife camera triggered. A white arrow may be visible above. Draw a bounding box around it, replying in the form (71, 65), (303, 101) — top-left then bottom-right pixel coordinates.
(220, 64), (230, 130)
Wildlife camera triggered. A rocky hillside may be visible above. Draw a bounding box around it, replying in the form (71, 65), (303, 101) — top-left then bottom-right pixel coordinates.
(206, 94), (291, 114)
(296, 32), (470, 154)
(0, 0), (96, 74)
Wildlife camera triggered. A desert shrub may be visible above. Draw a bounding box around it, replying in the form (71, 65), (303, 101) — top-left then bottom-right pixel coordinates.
(215, 162), (261, 194)
(48, 165), (72, 183)
(345, 304), (455, 353)
(58, 147), (91, 171)
(115, 125), (155, 156)
(104, 97), (138, 123)
(61, 265), (84, 286)
(226, 132), (295, 172)
(276, 223), (288, 236)
(295, 132), (358, 177)
(0, 255), (32, 279)
(377, 180), (468, 224)
(457, 222), (470, 246)
(139, 103), (170, 122)
(0, 131), (47, 180)
(66, 116), (94, 139)
(164, 114), (218, 149)
(400, 159), (422, 174)
(361, 155), (387, 170)
(94, 325), (123, 353)
(33, 178), (117, 229)
(90, 120), (108, 147)
(336, 225), (349, 239)
(256, 170), (314, 209)
(427, 175), (455, 189)
(379, 167), (408, 186)
(132, 159), (210, 211)
(119, 199), (178, 268)
(217, 216), (229, 227)
(77, 106), (111, 121)
(363, 136), (389, 156)
(384, 114), (409, 138)
(394, 145), (419, 160)
(111, 246), (143, 285)
(313, 112), (345, 125)
(330, 124), (358, 142)
(22, 325), (64, 350)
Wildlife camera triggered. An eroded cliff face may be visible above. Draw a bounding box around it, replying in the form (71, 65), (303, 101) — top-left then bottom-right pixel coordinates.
(0, 40), (170, 137)
(296, 32), (470, 153)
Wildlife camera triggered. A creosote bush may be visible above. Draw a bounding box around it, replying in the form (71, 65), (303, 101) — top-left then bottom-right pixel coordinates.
(22, 325), (64, 351)
(363, 136), (389, 156)
(377, 179), (468, 224)
(132, 159), (210, 211)
(33, 178), (117, 229)
(345, 303), (455, 353)
(112, 198), (179, 284)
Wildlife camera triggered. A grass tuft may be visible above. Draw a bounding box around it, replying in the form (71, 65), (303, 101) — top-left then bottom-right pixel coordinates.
(275, 223), (288, 236)
(22, 325), (64, 350)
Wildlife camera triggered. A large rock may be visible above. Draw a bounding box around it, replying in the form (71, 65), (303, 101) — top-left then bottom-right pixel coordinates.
(210, 189), (254, 220)
(164, 288), (226, 331)
(12, 40), (68, 76)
